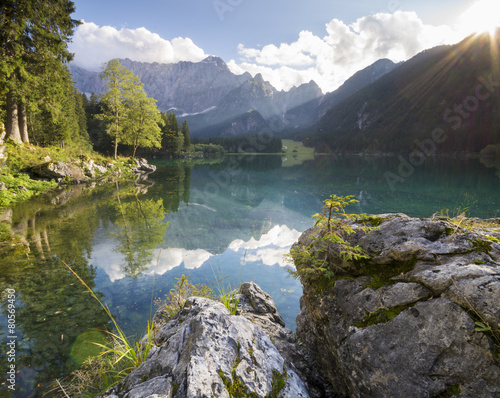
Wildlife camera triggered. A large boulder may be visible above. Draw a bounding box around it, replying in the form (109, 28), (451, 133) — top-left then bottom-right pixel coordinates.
(295, 214), (500, 398)
(30, 161), (85, 182)
(99, 283), (312, 398)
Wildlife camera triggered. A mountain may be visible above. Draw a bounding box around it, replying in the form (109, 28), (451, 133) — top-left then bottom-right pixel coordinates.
(70, 57), (323, 136)
(308, 31), (500, 154)
(70, 56), (393, 138)
(284, 59), (398, 130)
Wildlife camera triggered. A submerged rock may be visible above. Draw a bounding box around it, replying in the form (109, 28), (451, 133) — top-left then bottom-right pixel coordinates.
(295, 214), (500, 398)
(99, 282), (313, 398)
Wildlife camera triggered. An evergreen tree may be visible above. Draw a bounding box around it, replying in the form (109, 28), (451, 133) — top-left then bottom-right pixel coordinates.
(0, 0), (80, 143)
(161, 112), (184, 156)
(181, 119), (191, 151)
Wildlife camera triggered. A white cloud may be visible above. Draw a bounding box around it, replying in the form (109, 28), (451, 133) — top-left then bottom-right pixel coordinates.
(228, 11), (466, 92)
(70, 21), (207, 71)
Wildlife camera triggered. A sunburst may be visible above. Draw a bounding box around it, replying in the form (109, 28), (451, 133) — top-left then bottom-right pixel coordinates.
(458, 0), (500, 36)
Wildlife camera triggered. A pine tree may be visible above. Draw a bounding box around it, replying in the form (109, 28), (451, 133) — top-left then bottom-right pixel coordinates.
(161, 112), (183, 156)
(0, 0), (80, 143)
(181, 120), (191, 151)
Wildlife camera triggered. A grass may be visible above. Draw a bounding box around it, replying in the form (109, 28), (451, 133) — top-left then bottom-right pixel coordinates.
(54, 261), (156, 397)
(281, 139), (315, 167)
(0, 141), (140, 208)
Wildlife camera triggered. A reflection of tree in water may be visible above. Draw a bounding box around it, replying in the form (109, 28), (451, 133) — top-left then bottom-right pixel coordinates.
(108, 185), (168, 278)
(0, 190), (110, 394)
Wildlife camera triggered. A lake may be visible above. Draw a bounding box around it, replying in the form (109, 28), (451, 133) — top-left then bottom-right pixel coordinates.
(1, 154), (500, 396)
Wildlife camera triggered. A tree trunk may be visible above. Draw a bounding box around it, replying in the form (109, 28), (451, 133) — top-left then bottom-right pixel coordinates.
(5, 92), (22, 143)
(18, 101), (30, 143)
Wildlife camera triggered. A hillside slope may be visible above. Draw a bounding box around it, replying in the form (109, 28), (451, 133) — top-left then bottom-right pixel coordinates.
(309, 31), (500, 154)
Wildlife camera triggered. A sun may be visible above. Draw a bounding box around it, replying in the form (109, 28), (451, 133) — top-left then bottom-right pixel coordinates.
(458, 0), (500, 36)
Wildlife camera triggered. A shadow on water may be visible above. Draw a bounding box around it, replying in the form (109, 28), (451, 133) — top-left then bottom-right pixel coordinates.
(1, 154), (500, 395)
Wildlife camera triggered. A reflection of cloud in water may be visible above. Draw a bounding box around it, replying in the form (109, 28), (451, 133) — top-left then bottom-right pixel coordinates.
(229, 225), (301, 251)
(92, 242), (212, 282)
(245, 247), (293, 268)
(93, 225), (299, 281)
(149, 248), (212, 275)
(229, 225), (301, 267)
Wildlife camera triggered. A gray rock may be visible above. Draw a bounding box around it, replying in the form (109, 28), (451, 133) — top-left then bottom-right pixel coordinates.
(31, 161), (84, 181)
(100, 295), (309, 398)
(295, 214), (500, 398)
(135, 158), (157, 173)
(238, 282), (331, 398)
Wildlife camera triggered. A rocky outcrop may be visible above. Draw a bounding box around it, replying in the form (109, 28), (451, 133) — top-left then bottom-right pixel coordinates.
(29, 158), (156, 184)
(30, 160), (86, 182)
(295, 214), (500, 398)
(99, 282), (327, 398)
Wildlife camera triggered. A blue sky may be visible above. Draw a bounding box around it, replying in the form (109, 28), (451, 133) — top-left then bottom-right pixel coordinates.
(70, 0), (500, 92)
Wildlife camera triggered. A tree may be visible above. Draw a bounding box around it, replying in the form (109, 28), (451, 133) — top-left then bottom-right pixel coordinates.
(0, 0), (80, 143)
(122, 85), (164, 158)
(162, 112), (184, 156)
(98, 59), (140, 159)
(181, 120), (191, 151)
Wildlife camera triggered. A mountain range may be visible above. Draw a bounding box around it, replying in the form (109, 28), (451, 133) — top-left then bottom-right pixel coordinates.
(307, 31), (500, 154)
(70, 31), (500, 154)
(69, 56), (397, 137)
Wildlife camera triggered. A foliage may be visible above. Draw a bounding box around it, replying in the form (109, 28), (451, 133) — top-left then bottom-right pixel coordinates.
(0, 170), (57, 207)
(161, 112), (185, 157)
(1, 0), (81, 144)
(193, 134), (283, 154)
(193, 143), (226, 157)
(157, 274), (214, 322)
(181, 119), (191, 150)
(215, 281), (241, 316)
(287, 194), (376, 288)
(99, 59), (164, 159)
(121, 79), (164, 158)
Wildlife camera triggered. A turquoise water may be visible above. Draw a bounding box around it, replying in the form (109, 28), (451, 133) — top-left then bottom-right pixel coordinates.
(1, 154), (499, 396)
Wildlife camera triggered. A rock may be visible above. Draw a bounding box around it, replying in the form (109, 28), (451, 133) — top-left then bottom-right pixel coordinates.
(30, 161), (84, 182)
(0, 181), (6, 190)
(238, 282), (332, 398)
(100, 292), (310, 398)
(135, 158), (157, 173)
(295, 214), (500, 398)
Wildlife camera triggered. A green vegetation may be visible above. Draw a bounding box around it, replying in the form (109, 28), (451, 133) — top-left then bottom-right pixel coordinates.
(193, 134), (282, 154)
(281, 139), (315, 167)
(355, 305), (411, 328)
(156, 274), (214, 322)
(98, 59), (164, 159)
(1, 0), (81, 146)
(57, 261), (156, 396)
(287, 194), (376, 290)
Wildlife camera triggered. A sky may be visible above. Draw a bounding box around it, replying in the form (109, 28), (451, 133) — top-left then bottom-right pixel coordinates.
(69, 0), (500, 93)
